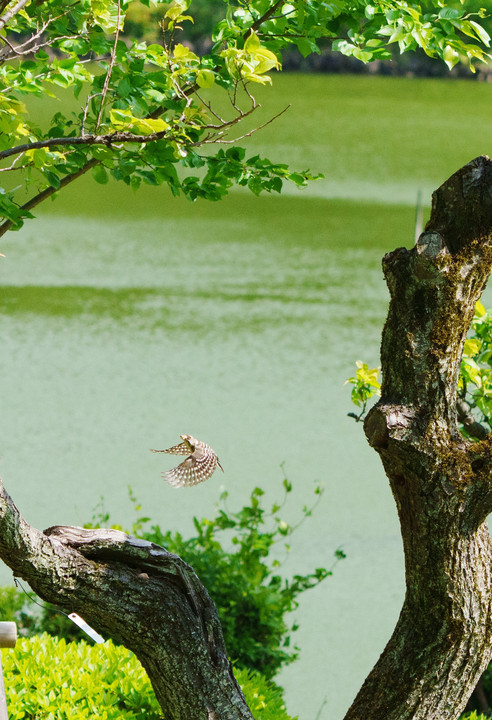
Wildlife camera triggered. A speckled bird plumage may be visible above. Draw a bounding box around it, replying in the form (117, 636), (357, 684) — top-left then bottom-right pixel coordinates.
(150, 434), (223, 488)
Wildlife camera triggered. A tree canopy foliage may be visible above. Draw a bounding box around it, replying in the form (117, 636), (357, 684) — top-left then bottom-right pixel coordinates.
(0, 0), (491, 244)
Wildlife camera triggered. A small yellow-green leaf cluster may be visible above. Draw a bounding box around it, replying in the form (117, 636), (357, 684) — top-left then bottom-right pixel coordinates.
(345, 360), (381, 409)
(0, 97), (29, 147)
(459, 301), (492, 424)
(221, 32), (281, 85)
(163, 0), (193, 30)
(91, 0), (125, 32)
(110, 108), (169, 134)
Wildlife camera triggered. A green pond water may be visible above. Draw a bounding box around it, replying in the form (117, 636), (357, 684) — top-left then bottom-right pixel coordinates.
(2, 73), (492, 719)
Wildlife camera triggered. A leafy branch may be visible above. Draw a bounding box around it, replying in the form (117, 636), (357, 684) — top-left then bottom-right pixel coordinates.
(245, 0), (285, 38)
(345, 361), (381, 422)
(1, 0), (491, 244)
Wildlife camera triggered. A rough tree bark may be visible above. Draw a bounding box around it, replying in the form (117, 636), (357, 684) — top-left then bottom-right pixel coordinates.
(344, 155), (492, 720)
(0, 482), (253, 720)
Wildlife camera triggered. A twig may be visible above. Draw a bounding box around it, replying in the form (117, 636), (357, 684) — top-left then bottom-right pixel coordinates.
(0, 3), (82, 61)
(0, 0), (30, 30)
(312, 684), (327, 714)
(244, 0), (284, 38)
(95, 0), (121, 129)
(0, 32), (80, 61)
(195, 92), (227, 124)
(0, 152), (25, 172)
(196, 103), (290, 145)
(81, 93), (101, 136)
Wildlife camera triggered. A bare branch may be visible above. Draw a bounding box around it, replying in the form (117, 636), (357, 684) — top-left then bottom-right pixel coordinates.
(197, 103), (290, 146)
(0, 28), (80, 60)
(195, 92), (228, 124)
(82, 94), (100, 136)
(0, 152), (25, 172)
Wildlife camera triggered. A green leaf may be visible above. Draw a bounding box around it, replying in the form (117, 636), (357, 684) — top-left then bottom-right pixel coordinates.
(443, 45), (459, 70)
(196, 69), (215, 88)
(469, 20), (491, 47)
(43, 169), (60, 189)
(244, 31), (261, 53)
(92, 164), (109, 184)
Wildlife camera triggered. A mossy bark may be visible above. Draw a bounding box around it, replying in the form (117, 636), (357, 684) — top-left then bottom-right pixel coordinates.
(0, 488), (253, 720)
(344, 155), (492, 720)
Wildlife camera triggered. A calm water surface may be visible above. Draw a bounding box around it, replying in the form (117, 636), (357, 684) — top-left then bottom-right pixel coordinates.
(2, 74), (492, 719)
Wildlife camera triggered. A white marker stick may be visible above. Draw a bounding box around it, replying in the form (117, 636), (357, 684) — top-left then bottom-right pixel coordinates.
(68, 613), (105, 644)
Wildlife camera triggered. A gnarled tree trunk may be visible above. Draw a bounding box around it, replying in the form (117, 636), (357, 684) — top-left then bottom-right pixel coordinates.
(345, 155), (492, 720)
(0, 482), (253, 720)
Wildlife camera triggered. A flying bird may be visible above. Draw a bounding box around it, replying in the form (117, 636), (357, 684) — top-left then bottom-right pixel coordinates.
(150, 434), (223, 488)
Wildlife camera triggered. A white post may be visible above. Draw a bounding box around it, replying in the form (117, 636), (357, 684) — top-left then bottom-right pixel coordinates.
(0, 623), (17, 720)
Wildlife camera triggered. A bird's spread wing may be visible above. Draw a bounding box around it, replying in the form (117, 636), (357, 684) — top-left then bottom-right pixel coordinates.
(150, 441), (191, 456)
(163, 452), (219, 488)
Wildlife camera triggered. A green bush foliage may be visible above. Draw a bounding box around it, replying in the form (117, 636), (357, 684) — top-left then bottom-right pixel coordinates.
(1, 633), (295, 720)
(85, 480), (344, 680)
(2, 479), (343, 680)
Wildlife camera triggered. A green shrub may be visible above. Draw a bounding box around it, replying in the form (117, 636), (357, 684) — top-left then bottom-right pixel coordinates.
(3, 478), (343, 680)
(1, 634), (296, 720)
(86, 479), (344, 679)
(461, 713), (491, 720)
